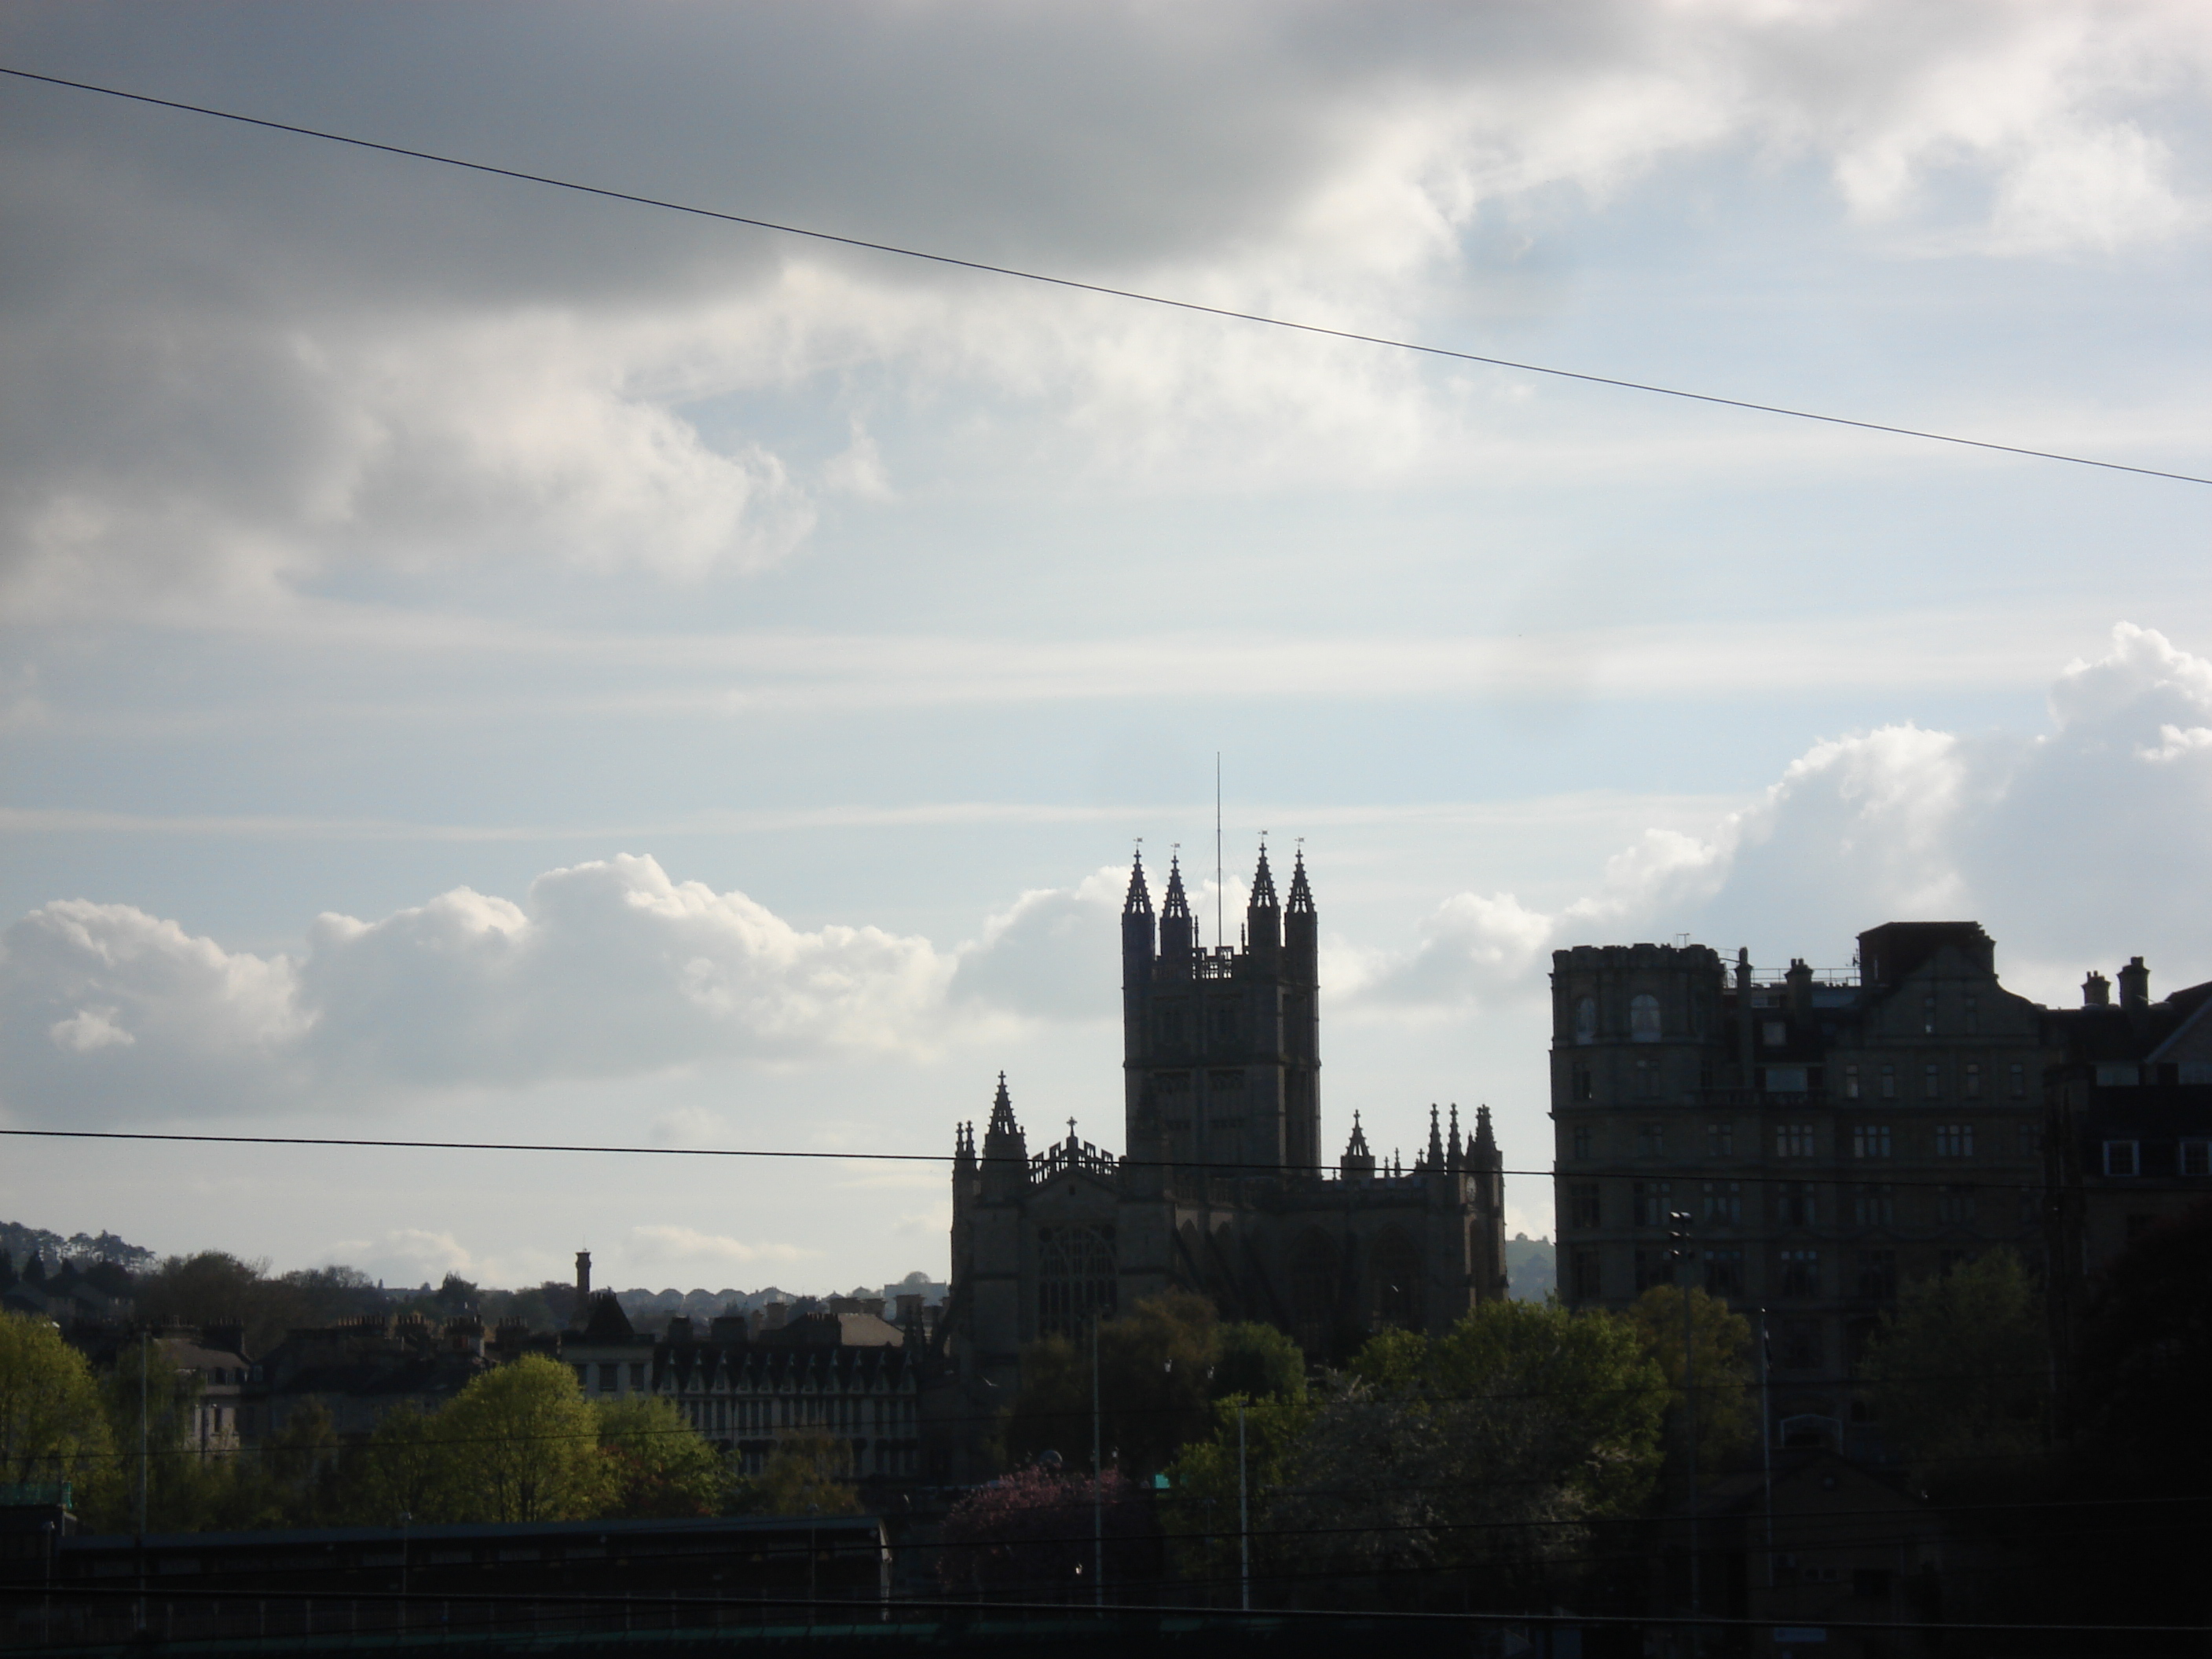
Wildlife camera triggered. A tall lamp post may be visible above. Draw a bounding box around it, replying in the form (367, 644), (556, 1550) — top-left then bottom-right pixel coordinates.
(1090, 1315), (1103, 1610)
(1668, 1210), (1700, 1645)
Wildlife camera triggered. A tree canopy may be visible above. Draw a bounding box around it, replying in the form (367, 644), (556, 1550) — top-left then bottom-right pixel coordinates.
(597, 1394), (725, 1518)
(1165, 1298), (1667, 1610)
(0, 1311), (119, 1514)
(1624, 1285), (1755, 1492)
(1859, 1249), (2049, 1481)
(728, 1428), (860, 1517)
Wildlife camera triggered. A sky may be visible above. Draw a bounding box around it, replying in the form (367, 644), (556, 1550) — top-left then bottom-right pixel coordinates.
(2, 1), (2209, 1298)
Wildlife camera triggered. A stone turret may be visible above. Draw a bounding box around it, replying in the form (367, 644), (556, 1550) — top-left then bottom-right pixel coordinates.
(980, 1072), (1027, 1200)
(1245, 843), (1280, 971)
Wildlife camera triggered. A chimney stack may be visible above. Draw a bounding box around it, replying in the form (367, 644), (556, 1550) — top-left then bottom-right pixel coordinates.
(2119, 957), (2151, 1011)
(2082, 972), (2111, 1008)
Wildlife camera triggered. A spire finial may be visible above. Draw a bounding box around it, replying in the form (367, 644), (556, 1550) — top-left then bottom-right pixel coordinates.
(987, 1072), (1020, 1137)
(1287, 844), (1314, 915)
(1250, 838), (1279, 908)
(1161, 850), (1192, 921)
(1123, 841), (1153, 917)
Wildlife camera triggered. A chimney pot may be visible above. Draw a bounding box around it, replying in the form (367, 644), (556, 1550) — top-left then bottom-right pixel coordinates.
(2118, 956), (2151, 1010)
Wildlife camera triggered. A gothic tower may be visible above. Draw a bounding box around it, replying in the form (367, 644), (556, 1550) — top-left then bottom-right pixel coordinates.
(1121, 843), (1320, 1177)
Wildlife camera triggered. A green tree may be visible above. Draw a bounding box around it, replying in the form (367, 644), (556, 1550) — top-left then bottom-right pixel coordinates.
(345, 1402), (442, 1526)
(1001, 1290), (1221, 1476)
(228, 1400), (342, 1530)
(596, 1395), (724, 1518)
(93, 1335), (232, 1533)
(1427, 1296), (1670, 1516)
(416, 1354), (612, 1523)
(1860, 1249), (2049, 1482)
(1159, 1390), (1314, 1587)
(1166, 1302), (1666, 1608)
(1626, 1285), (1754, 1489)
(1211, 1321), (1307, 1405)
(0, 1311), (119, 1515)
(729, 1428), (862, 1516)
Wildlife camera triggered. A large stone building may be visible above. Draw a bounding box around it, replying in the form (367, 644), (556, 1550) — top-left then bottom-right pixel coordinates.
(1549, 922), (2051, 1449)
(940, 844), (1508, 1468)
(2043, 960), (2212, 1364)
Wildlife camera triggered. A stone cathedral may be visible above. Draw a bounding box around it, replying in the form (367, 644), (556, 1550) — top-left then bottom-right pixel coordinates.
(942, 843), (1508, 1442)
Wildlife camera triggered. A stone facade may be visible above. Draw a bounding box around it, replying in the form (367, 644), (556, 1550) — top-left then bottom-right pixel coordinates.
(1549, 922), (2052, 1451)
(2043, 961), (2212, 1366)
(940, 845), (1507, 1474)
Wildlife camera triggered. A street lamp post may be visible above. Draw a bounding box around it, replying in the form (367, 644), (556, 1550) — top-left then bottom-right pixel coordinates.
(1668, 1210), (1701, 1646)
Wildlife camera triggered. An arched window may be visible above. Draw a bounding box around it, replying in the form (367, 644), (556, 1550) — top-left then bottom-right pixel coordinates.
(1035, 1224), (1117, 1339)
(1630, 993), (1662, 1042)
(1573, 997), (1598, 1045)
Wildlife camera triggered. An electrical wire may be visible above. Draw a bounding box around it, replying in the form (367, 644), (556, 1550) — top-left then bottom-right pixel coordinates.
(9, 1573), (2212, 1639)
(6, 1125), (2204, 1197)
(1, 63), (2206, 489)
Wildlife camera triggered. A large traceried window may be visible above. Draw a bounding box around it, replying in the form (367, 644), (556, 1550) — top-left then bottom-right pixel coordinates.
(1574, 997), (1598, 1045)
(1036, 1224), (1118, 1339)
(1630, 994), (1663, 1042)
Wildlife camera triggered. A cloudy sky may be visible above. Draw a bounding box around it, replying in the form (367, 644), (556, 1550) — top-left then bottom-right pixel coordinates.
(3, 2), (2209, 1296)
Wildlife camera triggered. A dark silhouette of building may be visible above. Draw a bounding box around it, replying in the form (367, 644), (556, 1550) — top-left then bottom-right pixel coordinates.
(941, 845), (1508, 1474)
(1550, 923), (2049, 1449)
(2043, 958), (2212, 1365)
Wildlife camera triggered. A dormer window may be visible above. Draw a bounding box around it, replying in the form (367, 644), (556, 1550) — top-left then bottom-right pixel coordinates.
(1630, 994), (1661, 1043)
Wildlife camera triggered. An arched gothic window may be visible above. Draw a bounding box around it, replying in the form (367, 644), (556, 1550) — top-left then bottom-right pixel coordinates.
(1574, 997), (1598, 1045)
(1035, 1225), (1117, 1339)
(1630, 993), (1663, 1042)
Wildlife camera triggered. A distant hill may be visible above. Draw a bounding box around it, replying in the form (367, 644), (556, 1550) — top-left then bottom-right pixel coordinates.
(610, 1276), (951, 1331)
(1505, 1233), (1555, 1301)
(0, 1220), (155, 1273)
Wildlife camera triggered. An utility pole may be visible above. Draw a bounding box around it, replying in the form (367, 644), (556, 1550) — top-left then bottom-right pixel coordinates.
(1237, 1404), (1250, 1613)
(1091, 1316), (1104, 1609)
(137, 1328), (150, 1636)
(137, 1329), (149, 1535)
(1757, 1307), (1775, 1591)
(1669, 1210), (1700, 1645)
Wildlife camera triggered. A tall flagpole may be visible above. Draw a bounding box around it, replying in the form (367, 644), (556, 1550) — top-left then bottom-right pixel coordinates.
(1215, 753), (1223, 952)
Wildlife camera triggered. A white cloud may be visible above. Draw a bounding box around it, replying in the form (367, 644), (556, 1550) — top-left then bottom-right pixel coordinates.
(0, 849), (1154, 1127)
(7, 625), (2212, 1126)
(947, 865), (1129, 1022)
(1350, 622), (2212, 1009)
(0, 855), (958, 1123)
(5, 3), (2207, 615)
(626, 1225), (812, 1269)
(47, 1005), (134, 1053)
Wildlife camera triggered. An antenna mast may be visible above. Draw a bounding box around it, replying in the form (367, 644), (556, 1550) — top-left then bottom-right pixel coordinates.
(1215, 753), (1224, 952)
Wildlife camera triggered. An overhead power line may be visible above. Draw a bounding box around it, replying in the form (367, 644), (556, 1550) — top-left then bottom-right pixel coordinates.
(7, 1125), (2209, 1196)
(2, 63), (2207, 489)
